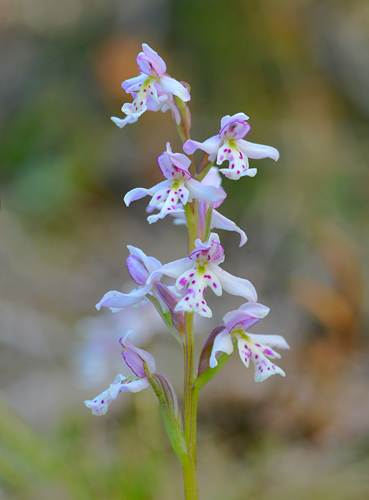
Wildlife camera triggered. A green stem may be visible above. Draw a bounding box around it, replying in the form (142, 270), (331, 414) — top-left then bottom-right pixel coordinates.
(183, 312), (199, 500)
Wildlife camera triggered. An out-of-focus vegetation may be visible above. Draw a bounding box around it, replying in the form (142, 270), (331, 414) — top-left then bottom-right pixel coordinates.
(1, 0), (369, 499)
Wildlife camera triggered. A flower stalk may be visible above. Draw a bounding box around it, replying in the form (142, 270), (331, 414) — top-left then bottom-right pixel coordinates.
(84, 43), (289, 500)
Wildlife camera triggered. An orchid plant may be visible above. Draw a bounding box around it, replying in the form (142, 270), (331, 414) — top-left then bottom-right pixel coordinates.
(85, 43), (289, 500)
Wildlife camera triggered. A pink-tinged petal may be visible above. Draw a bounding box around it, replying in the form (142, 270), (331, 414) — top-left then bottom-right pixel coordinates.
(165, 142), (192, 172)
(120, 331), (156, 376)
(159, 74), (191, 101)
(111, 376), (150, 396)
(147, 213), (161, 224)
(95, 287), (150, 311)
(122, 73), (147, 92)
(239, 168), (257, 178)
(211, 265), (258, 302)
(237, 139), (280, 161)
(174, 281), (213, 317)
(84, 388), (113, 416)
(219, 118), (251, 140)
(111, 114), (141, 129)
(157, 144), (191, 180)
(124, 180), (170, 206)
(145, 95), (167, 112)
(236, 335), (286, 382)
(247, 333), (290, 351)
(149, 184), (173, 207)
(126, 246), (162, 274)
(126, 255), (149, 285)
(148, 181), (189, 223)
(160, 257), (193, 279)
(224, 303), (270, 333)
(220, 113), (249, 130)
(186, 178), (226, 204)
(183, 135), (222, 157)
(209, 330), (234, 368)
(238, 302), (270, 317)
(202, 166), (223, 189)
(210, 209), (247, 247)
(137, 43), (166, 77)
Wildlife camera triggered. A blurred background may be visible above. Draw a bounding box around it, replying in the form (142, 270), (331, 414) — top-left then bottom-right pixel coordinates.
(1, 0), (369, 498)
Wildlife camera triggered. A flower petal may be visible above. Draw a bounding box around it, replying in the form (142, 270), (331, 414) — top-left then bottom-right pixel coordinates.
(247, 333), (290, 351)
(159, 74), (191, 101)
(124, 180), (170, 206)
(211, 265), (258, 302)
(237, 139), (280, 161)
(183, 135), (222, 157)
(220, 113), (249, 130)
(236, 335), (286, 382)
(111, 113), (142, 129)
(137, 43), (166, 77)
(95, 287), (150, 311)
(160, 257), (193, 279)
(224, 302), (270, 332)
(122, 73), (147, 92)
(210, 209), (247, 247)
(84, 387), (113, 416)
(111, 376), (150, 396)
(186, 178), (226, 204)
(120, 331), (156, 376)
(209, 330), (234, 368)
(127, 245), (162, 274)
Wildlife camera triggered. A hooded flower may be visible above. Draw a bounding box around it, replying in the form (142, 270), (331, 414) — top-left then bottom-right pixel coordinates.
(157, 233), (257, 318)
(84, 331), (155, 415)
(111, 43), (190, 128)
(96, 245), (164, 312)
(183, 113), (279, 180)
(210, 302), (289, 382)
(124, 143), (226, 224)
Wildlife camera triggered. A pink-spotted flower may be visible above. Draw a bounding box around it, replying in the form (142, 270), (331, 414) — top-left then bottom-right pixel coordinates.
(210, 302), (289, 382)
(157, 233), (257, 318)
(111, 43), (190, 129)
(183, 113), (279, 180)
(84, 331), (155, 415)
(167, 167), (247, 246)
(124, 143), (226, 224)
(96, 245), (164, 312)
